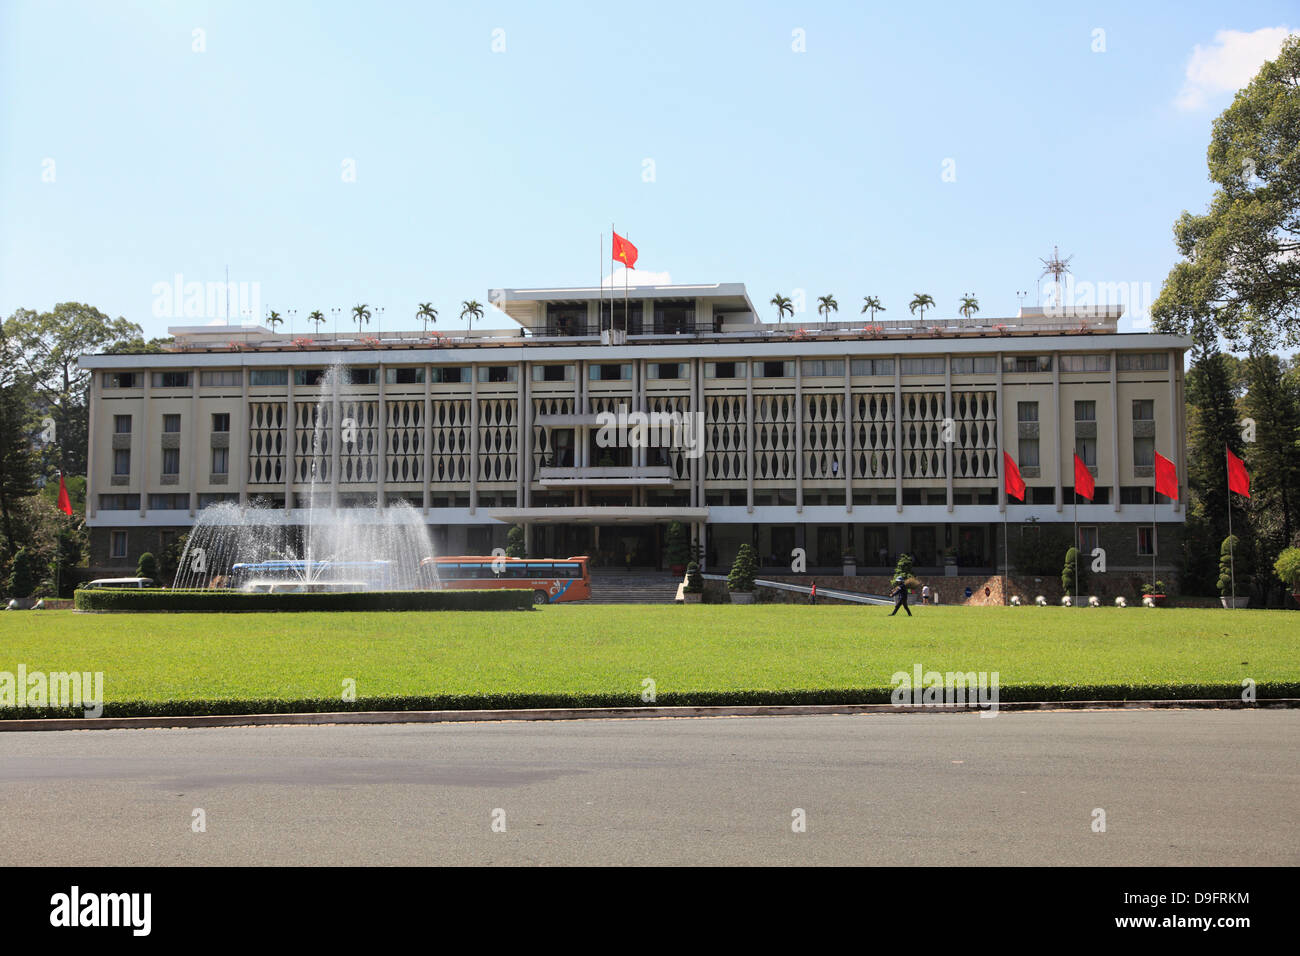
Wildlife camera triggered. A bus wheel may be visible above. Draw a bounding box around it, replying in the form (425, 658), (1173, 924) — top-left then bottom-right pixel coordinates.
(532, 590), (549, 606)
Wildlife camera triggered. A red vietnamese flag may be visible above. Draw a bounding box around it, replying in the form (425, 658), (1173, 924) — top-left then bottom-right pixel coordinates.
(56, 472), (73, 516)
(611, 231), (638, 269)
(1154, 452), (1178, 501)
(1226, 446), (1251, 498)
(1073, 452), (1095, 501)
(1003, 451), (1026, 502)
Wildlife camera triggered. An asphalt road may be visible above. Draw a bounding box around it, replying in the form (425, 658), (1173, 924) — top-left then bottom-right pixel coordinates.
(0, 710), (1295, 866)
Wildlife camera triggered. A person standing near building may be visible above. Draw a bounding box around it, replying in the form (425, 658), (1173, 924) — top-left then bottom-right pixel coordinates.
(921, 583), (931, 605)
(810, 581), (817, 605)
(889, 577), (912, 617)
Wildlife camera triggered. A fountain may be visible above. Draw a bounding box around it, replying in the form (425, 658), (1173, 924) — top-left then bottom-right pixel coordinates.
(172, 362), (437, 593)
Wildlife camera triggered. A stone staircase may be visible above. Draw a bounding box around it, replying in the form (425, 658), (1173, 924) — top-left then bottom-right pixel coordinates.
(588, 571), (682, 605)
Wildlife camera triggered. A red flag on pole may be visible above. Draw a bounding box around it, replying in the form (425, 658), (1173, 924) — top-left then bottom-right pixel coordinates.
(611, 231), (638, 270)
(56, 472), (73, 516)
(1003, 451), (1025, 502)
(1226, 447), (1251, 498)
(1154, 452), (1178, 501)
(1073, 452), (1095, 501)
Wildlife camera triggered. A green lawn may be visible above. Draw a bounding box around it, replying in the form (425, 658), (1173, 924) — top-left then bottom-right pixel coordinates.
(1, 605), (1297, 717)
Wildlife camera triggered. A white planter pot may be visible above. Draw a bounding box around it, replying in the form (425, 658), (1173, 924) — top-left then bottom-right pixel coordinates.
(842, 562), (857, 577)
(730, 591), (755, 605)
(1220, 596), (1250, 609)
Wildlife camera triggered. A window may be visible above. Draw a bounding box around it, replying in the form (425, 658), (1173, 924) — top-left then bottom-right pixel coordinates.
(850, 358), (894, 376)
(532, 365), (573, 382)
(1003, 355), (1053, 373)
(1118, 353), (1169, 371)
(1060, 354), (1110, 372)
(151, 371), (190, 388)
(900, 357), (945, 375)
(1017, 401), (1039, 423)
(1019, 437), (1040, 468)
(294, 369), (326, 386)
(545, 303), (588, 336)
(161, 447), (180, 476)
(477, 366), (517, 383)
(431, 366), (467, 383)
(950, 356), (996, 374)
(99, 494), (139, 511)
(113, 449), (131, 476)
(211, 446), (229, 475)
(1074, 400), (1096, 421)
(103, 372), (138, 388)
(114, 415), (132, 434)
(249, 369), (288, 387)
(200, 370), (242, 387)
(148, 493), (188, 510)
(590, 363), (632, 381)
(649, 363), (686, 380)
(111, 531), (128, 558)
(385, 367), (425, 384)
(1121, 486), (1155, 505)
(1028, 486), (1055, 505)
(163, 414), (181, 433)
(212, 413), (230, 433)
(801, 359), (845, 377)
(705, 361), (743, 379)
(1137, 526), (1156, 556)
(754, 360), (794, 378)
(1133, 436), (1155, 468)
(199, 493), (239, 508)
(1075, 400), (1097, 467)
(346, 367), (378, 385)
(1132, 399), (1154, 421)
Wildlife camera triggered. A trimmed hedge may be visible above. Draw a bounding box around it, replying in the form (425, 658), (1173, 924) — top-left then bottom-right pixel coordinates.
(3, 682), (1297, 721)
(73, 587), (532, 613)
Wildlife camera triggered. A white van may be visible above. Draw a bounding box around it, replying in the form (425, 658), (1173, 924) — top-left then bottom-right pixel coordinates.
(82, 577), (157, 589)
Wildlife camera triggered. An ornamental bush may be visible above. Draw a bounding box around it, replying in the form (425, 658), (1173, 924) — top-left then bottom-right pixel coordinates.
(728, 544), (757, 592)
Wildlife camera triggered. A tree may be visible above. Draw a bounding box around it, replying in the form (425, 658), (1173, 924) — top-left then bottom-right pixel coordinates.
(0, 324), (36, 554)
(770, 294), (794, 326)
(860, 296), (886, 321)
(460, 300), (483, 333)
(892, 553), (914, 581)
(816, 294), (839, 325)
(417, 303), (438, 333)
(959, 295), (980, 320)
(727, 543), (757, 592)
(266, 310), (283, 333)
(136, 551), (159, 582)
(4, 304), (144, 475)
(1151, 35), (1300, 348)
(1242, 349), (1300, 600)
(908, 293), (936, 322)
(7, 546), (35, 598)
(308, 310), (326, 333)
(505, 524), (526, 559)
(685, 561), (703, 594)
(1274, 546), (1300, 594)
(664, 521), (689, 569)
(1062, 546), (1087, 594)
(1217, 534), (1253, 596)
(351, 304), (372, 334)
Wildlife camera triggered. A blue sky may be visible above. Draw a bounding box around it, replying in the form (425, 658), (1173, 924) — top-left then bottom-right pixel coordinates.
(1, 0), (1295, 338)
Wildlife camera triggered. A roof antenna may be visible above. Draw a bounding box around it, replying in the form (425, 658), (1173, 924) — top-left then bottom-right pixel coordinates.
(1038, 246), (1073, 312)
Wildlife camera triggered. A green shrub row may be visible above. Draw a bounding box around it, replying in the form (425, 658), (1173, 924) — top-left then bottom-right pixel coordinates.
(73, 588), (532, 613)
(3, 682), (1296, 721)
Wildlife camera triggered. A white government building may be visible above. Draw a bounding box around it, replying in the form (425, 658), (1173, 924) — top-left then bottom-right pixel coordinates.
(79, 282), (1190, 582)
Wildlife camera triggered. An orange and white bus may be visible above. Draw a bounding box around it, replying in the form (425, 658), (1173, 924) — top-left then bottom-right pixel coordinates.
(420, 555), (591, 605)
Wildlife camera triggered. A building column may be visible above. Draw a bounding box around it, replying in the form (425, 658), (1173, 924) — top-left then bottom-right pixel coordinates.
(376, 363), (386, 509)
(1052, 351), (1063, 513)
(237, 365), (249, 506)
(283, 368), (295, 509)
(87, 372), (99, 520)
(746, 364), (754, 513)
(329, 378), (340, 512)
(893, 356), (903, 515)
(521, 360), (532, 507)
(945, 353), (953, 513)
(1167, 348), (1180, 514)
(189, 367), (200, 517)
(469, 366), (478, 514)
(1110, 349), (1120, 514)
(517, 360), (526, 506)
(794, 359), (803, 513)
(996, 351), (1005, 514)
(843, 353), (853, 513)
(139, 370), (151, 518)
(422, 364), (432, 514)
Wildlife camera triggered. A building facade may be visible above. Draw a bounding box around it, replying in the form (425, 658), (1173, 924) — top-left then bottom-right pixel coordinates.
(79, 283), (1191, 585)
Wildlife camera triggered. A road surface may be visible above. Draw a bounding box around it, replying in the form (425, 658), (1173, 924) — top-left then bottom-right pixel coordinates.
(0, 710), (1295, 865)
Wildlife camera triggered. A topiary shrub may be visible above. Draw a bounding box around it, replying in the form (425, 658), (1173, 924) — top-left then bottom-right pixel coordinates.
(1062, 546), (1087, 593)
(505, 524), (526, 559)
(728, 544), (757, 592)
(685, 561), (703, 593)
(7, 547), (35, 599)
(136, 551), (159, 581)
(893, 553), (914, 582)
(664, 521), (690, 571)
(1217, 535), (1251, 595)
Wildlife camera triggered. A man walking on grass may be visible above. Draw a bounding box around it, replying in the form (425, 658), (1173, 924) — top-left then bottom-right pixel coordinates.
(889, 577), (912, 617)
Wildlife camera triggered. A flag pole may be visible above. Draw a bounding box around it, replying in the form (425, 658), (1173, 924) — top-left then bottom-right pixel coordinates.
(1073, 490), (1078, 605)
(599, 230), (603, 335)
(1152, 465), (1157, 592)
(1228, 481), (1236, 607)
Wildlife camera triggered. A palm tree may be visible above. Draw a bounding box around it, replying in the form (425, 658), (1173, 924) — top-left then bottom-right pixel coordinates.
(265, 310), (283, 333)
(958, 294), (980, 321)
(908, 293), (936, 323)
(460, 300), (483, 334)
(351, 304), (372, 334)
(770, 293), (794, 327)
(416, 302), (438, 333)
(816, 294), (839, 325)
(860, 296), (886, 321)
(308, 310), (325, 333)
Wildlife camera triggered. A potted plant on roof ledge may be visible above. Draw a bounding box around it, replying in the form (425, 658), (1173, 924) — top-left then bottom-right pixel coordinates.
(728, 543), (758, 604)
